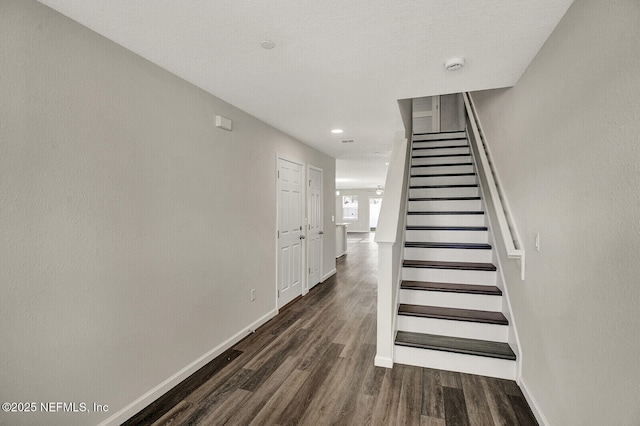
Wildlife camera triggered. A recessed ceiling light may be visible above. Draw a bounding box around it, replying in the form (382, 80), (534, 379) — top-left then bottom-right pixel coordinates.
(261, 40), (275, 49)
(331, 129), (344, 134)
(444, 57), (465, 71)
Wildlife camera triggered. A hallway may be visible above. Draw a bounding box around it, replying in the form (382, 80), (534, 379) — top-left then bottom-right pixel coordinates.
(126, 233), (537, 425)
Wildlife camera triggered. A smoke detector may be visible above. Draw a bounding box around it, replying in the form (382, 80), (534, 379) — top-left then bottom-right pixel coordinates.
(444, 57), (465, 71)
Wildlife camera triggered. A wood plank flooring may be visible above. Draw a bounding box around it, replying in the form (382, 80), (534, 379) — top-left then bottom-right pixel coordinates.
(124, 233), (537, 426)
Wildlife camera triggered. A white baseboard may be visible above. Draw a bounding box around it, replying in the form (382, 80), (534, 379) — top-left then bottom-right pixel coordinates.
(518, 377), (549, 426)
(322, 268), (337, 281)
(374, 355), (394, 368)
(97, 309), (278, 426)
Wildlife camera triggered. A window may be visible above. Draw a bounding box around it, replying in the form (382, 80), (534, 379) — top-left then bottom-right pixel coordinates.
(343, 195), (358, 220)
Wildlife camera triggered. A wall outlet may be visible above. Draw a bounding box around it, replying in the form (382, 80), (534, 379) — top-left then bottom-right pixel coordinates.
(250, 288), (256, 301)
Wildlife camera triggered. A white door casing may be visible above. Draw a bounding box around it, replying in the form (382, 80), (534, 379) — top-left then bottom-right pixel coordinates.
(277, 157), (304, 308)
(307, 166), (323, 289)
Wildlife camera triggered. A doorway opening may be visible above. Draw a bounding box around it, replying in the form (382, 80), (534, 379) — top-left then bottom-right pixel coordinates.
(369, 197), (382, 231)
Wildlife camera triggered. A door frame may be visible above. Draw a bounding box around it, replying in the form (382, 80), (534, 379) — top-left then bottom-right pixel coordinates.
(275, 154), (306, 311)
(306, 165), (323, 293)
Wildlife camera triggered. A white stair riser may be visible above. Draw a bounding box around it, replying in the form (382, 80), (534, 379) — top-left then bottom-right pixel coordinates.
(399, 289), (502, 312)
(412, 156), (471, 167)
(403, 267), (497, 285)
(409, 187), (479, 198)
(413, 132), (466, 141)
(411, 175), (476, 186)
(405, 229), (488, 243)
(403, 246), (492, 263)
(408, 199), (481, 212)
(413, 140), (468, 149)
(397, 315), (508, 342)
(394, 345), (516, 380)
(412, 147), (470, 159)
(412, 164), (474, 175)
(406, 214), (485, 227)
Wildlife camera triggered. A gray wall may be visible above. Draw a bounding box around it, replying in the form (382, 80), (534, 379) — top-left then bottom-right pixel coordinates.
(471, 0), (640, 424)
(440, 93), (465, 132)
(0, 1), (336, 425)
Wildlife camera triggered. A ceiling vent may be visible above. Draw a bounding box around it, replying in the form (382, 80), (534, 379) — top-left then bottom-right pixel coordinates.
(341, 139), (356, 144)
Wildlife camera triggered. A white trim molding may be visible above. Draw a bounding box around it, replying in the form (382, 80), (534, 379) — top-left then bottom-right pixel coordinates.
(97, 309), (277, 426)
(322, 268), (337, 282)
(518, 377), (550, 426)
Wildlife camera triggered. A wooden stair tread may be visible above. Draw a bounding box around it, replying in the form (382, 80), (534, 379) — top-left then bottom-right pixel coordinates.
(411, 162), (473, 168)
(410, 184), (478, 189)
(413, 135), (467, 140)
(411, 172), (476, 177)
(398, 304), (508, 325)
(395, 331), (516, 361)
(407, 211), (484, 215)
(412, 153), (470, 159)
(405, 226), (487, 231)
(409, 197), (480, 201)
(403, 260), (496, 271)
(412, 145), (469, 150)
(405, 242), (492, 250)
(401, 280), (502, 296)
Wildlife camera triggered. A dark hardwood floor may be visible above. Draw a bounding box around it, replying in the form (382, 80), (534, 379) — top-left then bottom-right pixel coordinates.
(124, 233), (537, 426)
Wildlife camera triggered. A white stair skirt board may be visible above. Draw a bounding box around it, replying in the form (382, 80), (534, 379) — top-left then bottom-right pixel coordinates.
(410, 175), (477, 186)
(402, 267), (497, 286)
(405, 229), (488, 244)
(399, 289), (502, 311)
(412, 164), (474, 175)
(408, 199), (482, 212)
(413, 132), (466, 141)
(413, 139), (468, 149)
(403, 246), (492, 263)
(396, 315), (508, 342)
(394, 345), (516, 380)
(406, 213), (485, 227)
(409, 186), (479, 198)
(412, 156), (472, 167)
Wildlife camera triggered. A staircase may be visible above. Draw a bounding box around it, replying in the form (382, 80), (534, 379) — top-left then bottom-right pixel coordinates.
(393, 130), (517, 380)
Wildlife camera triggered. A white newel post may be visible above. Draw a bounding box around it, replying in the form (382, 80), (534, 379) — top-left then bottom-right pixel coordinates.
(375, 242), (395, 368)
(374, 137), (409, 369)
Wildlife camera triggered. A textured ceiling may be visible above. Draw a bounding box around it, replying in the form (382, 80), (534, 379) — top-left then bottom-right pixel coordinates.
(38, 0), (573, 189)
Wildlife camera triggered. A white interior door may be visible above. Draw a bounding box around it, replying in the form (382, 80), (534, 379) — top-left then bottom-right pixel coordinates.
(307, 166), (323, 289)
(277, 157), (304, 308)
(412, 95), (440, 133)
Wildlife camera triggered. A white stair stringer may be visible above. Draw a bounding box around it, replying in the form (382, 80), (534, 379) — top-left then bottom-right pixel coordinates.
(394, 129), (516, 380)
